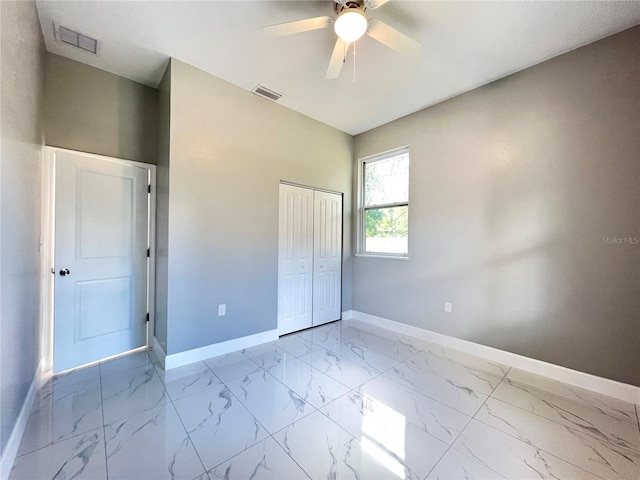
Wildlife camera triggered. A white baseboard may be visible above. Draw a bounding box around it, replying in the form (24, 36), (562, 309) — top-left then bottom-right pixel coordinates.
(163, 329), (279, 371)
(150, 336), (167, 367)
(341, 310), (354, 320)
(0, 361), (49, 478)
(350, 310), (640, 405)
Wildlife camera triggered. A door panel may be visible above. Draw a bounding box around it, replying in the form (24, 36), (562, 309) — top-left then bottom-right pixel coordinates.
(313, 191), (342, 326)
(278, 184), (314, 334)
(78, 171), (134, 259)
(54, 150), (149, 372)
(76, 277), (133, 339)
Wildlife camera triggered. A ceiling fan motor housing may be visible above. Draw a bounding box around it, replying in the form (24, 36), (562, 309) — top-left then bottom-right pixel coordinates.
(334, 1), (366, 15)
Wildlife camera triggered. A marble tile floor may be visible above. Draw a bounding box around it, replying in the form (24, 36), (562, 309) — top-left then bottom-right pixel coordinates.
(9, 318), (640, 479)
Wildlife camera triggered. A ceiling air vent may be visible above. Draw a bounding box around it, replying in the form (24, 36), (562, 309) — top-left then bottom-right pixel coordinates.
(56, 24), (98, 54)
(252, 85), (282, 102)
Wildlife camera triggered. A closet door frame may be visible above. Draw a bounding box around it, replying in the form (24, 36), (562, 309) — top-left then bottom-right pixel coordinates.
(277, 181), (343, 335)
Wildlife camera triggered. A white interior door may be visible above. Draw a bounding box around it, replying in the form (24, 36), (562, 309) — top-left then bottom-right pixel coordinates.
(53, 149), (150, 372)
(313, 191), (342, 326)
(278, 184), (314, 335)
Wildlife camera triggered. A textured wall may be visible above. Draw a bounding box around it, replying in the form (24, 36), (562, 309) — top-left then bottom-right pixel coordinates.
(45, 53), (158, 164)
(0, 0), (45, 455)
(353, 26), (640, 386)
(163, 59), (353, 355)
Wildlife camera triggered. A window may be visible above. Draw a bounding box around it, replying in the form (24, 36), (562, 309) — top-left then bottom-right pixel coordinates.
(360, 148), (409, 256)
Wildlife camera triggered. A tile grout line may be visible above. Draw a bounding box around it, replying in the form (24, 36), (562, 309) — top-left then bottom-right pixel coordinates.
(490, 366), (513, 397)
(258, 362), (388, 480)
(99, 362), (110, 480)
(379, 359), (493, 419)
(203, 360), (312, 478)
(143, 349), (209, 477)
(14, 369), (106, 459)
(181, 332), (468, 475)
(225, 330), (331, 476)
(313, 356), (468, 480)
(485, 387), (640, 453)
(193, 328), (614, 479)
(422, 367), (511, 480)
(197, 326), (380, 477)
(394, 339), (640, 457)
(489, 365), (640, 444)
(470, 408), (609, 479)
(181, 353), (255, 477)
(477, 368), (635, 478)
(164, 384), (209, 478)
(289, 337), (455, 479)
(107, 326), (634, 480)
(260, 426), (313, 480)
(202, 355), (307, 473)
(264, 329), (347, 477)
(104, 351), (197, 479)
(164, 326), (505, 478)
(24, 327), (515, 479)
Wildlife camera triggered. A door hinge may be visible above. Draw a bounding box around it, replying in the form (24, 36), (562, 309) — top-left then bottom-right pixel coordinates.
(147, 248), (150, 258)
(148, 184), (151, 193)
(146, 312), (150, 322)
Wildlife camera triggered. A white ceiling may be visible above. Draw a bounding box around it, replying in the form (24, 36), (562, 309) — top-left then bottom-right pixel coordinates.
(36, 1), (640, 135)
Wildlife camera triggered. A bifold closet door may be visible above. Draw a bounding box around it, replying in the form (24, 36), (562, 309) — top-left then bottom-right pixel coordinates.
(312, 190), (342, 326)
(277, 184), (314, 335)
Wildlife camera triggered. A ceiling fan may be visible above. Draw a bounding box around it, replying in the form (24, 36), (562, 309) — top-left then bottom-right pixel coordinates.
(263, 0), (421, 79)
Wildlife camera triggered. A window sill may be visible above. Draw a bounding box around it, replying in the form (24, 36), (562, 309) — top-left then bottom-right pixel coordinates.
(354, 253), (409, 260)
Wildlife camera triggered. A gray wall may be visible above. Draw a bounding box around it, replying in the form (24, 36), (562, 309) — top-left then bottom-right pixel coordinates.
(154, 64), (171, 351)
(45, 53), (158, 164)
(163, 59), (353, 355)
(0, 0), (45, 455)
(353, 26), (640, 386)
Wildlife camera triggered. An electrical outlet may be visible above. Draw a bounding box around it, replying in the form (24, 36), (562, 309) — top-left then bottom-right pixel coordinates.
(218, 304), (226, 316)
(444, 302), (452, 313)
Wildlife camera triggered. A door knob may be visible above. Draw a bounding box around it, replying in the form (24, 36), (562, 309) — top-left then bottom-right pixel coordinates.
(59, 268), (70, 276)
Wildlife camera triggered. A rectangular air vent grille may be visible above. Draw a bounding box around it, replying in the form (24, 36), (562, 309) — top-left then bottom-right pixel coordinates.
(58, 25), (98, 54)
(252, 85), (282, 102)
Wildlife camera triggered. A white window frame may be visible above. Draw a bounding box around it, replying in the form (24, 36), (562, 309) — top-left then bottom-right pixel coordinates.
(357, 146), (410, 259)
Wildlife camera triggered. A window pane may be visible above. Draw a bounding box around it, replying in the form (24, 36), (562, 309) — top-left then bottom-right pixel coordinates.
(364, 154), (409, 207)
(365, 206), (408, 254)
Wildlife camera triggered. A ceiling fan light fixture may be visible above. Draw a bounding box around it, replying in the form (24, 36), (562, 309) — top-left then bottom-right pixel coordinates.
(334, 9), (367, 43)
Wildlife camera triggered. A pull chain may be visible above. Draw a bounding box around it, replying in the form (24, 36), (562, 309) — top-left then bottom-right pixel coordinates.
(353, 41), (356, 83)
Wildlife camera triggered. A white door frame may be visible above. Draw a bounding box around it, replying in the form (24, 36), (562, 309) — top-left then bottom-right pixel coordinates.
(277, 180), (344, 335)
(41, 147), (156, 372)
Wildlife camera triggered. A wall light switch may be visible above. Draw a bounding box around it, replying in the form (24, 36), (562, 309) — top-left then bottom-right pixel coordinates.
(218, 304), (226, 316)
(444, 302), (452, 313)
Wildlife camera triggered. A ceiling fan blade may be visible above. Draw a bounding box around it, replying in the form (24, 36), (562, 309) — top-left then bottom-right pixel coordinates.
(366, 18), (421, 56)
(325, 38), (350, 80)
(364, 0), (390, 10)
(264, 16), (333, 37)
